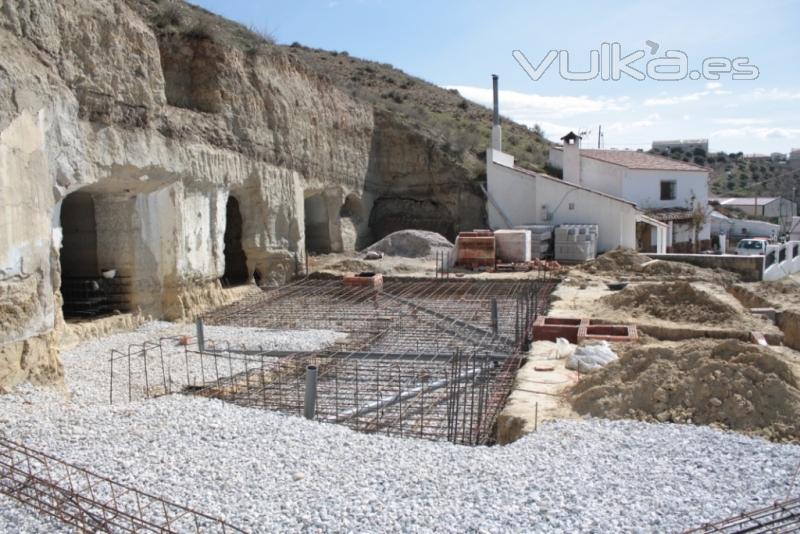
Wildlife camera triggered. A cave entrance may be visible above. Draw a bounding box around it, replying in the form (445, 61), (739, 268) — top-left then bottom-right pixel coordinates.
(304, 193), (332, 254)
(59, 191), (131, 319)
(222, 195), (249, 286)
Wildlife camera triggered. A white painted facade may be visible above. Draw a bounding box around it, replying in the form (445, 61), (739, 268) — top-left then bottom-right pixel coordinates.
(549, 142), (711, 246)
(486, 149), (642, 253)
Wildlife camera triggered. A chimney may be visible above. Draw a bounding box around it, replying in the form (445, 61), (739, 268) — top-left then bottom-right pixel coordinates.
(561, 131), (582, 184)
(491, 74), (502, 151)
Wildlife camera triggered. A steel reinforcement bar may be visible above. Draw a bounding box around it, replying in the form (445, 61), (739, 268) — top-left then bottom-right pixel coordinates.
(683, 498), (800, 533)
(0, 438), (246, 533)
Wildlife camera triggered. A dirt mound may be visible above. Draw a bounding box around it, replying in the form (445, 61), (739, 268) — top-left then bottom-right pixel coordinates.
(323, 259), (378, 273)
(570, 339), (800, 442)
(365, 230), (453, 258)
(581, 247), (647, 272)
(581, 247), (737, 284)
(601, 282), (738, 323)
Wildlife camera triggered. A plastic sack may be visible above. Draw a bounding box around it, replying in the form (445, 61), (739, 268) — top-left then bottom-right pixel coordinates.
(566, 341), (618, 373)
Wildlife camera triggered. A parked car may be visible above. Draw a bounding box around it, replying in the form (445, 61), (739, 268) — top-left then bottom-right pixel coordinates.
(735, 238), (769, 256)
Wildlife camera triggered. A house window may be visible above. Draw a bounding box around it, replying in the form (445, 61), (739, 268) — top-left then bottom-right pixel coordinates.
(660, 180), (676, 201)
(568, 202), (575, 210)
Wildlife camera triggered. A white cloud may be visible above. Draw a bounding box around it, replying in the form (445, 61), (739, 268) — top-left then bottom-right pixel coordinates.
(712, 127), (800, 140)
(744, 88), (800, 101)
(447, 85), (629, 120)
(705, 81), (723, 90)
(712, 118), (772, 126)
(643, 87), (731, 106)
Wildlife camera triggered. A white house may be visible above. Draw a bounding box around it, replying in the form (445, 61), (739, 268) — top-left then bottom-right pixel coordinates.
(549, 133), (711, 252)
(484, 78), (667, 254)
(709, 210), (780, 243)
(710, 196), (797, 232)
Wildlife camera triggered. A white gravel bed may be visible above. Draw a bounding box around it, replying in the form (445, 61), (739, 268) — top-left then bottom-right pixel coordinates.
(1, 394), (798, 533)
(0, 321), (346, 411)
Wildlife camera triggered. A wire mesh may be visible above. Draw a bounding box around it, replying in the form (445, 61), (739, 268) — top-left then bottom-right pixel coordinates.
(109, 278), (556, 446)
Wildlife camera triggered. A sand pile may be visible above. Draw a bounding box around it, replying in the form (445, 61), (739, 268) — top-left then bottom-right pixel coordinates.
(601, 282), (738, 323)
(365, 230), (453, 258)
(323, 259), (378, 273)
(570, 339), (800, 442)
(581, 247), (648, 273)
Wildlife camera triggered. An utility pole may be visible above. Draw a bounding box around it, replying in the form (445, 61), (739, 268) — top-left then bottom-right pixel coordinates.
(597, 125), (603, 149)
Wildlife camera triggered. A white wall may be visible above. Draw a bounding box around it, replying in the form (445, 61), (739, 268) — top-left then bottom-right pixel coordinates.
(579, 157), (625, 198)
(487, 150), (637, 252)
(621, 168), (709, 210)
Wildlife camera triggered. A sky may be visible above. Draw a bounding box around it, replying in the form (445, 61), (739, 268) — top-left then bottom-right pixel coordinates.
(192, 0), (800, 154)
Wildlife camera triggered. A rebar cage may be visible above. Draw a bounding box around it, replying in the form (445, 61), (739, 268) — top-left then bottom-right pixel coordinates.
(110, 277), (555, 446)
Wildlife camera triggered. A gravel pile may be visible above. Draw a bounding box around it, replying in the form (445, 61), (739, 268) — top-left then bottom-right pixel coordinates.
(1, 396), (798, 533)
(365, 230), (453, 258)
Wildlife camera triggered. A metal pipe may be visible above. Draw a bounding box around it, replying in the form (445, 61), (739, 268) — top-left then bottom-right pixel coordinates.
(491, 297), (498, 334)
(196, 318), (205, 352)
(492, 74), (499, 126)
(304, 365), (318, 420)
(325, 364), (484, 424)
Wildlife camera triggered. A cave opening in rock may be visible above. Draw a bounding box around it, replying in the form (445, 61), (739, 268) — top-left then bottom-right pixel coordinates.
(59, 191), (130, 319)
(222, 195), (249, 286)
(304, 193), (332, 254)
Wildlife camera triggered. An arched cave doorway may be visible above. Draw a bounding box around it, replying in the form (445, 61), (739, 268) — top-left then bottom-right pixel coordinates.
(222, 195), (249, 286)
(304, 193), (331, 254)
(60, 191), (132, 318)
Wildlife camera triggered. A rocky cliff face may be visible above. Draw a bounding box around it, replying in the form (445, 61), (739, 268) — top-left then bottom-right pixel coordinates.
(0, 0), (541, 389)
(0, 0), (376, 388)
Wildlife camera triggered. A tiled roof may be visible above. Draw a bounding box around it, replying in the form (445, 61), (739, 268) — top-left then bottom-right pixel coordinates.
(579, 149), (709, 171)
(643, 207), (695, 221)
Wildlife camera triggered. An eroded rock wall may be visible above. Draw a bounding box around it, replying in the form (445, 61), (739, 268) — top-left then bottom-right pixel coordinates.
(0, 0), (374, 388)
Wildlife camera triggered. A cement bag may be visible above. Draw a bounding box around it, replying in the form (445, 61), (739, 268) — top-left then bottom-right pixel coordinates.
(555, 337), (574, 359)
(566, 341), (618, 373)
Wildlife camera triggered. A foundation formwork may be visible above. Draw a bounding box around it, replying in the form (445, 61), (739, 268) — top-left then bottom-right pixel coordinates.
(110, 277), (555, 445)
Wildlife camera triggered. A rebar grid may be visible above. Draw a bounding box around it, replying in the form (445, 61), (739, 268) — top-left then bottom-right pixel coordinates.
(0, 438), (246, 533)
(110, 278), (556, 445)
(684, 498), (800, 533)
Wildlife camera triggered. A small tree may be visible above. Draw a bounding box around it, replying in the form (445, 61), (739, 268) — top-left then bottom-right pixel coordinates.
(689, 201), (707, 253)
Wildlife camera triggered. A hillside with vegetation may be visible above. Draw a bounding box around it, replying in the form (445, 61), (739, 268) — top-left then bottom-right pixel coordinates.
(127, 0), (552, 179)
(650, 147), (800, 203)
(286, 44), (552, 175)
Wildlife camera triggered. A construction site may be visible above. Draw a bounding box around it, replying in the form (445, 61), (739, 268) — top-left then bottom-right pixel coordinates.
(1, 1), (800, 532)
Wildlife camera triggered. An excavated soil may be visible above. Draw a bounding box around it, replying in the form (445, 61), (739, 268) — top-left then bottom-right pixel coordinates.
(580, 248), (737, 284)
(570, 339), (800, 442)
(602, 282), (738, 324)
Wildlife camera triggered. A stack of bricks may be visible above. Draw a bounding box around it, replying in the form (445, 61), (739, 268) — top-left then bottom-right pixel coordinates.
(343, 272), (384, 290)
(455, 230), (496, 270)
(533, 317), (638, 344)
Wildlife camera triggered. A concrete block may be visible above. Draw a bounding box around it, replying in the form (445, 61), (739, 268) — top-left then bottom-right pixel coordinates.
(494, 229), (531, 263)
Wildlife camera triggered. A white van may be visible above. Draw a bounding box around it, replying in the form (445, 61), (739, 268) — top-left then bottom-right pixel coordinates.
(735, 238), (768, 256)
